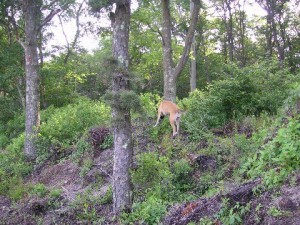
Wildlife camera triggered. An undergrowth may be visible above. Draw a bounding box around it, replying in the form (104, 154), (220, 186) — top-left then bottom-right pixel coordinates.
(1, 77), (300, 224)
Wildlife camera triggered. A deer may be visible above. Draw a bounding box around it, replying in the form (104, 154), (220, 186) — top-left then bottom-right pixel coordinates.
(154, 100), (182, 137)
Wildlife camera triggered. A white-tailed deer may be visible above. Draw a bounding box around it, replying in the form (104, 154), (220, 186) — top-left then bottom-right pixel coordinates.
(154, 100), (181, 137)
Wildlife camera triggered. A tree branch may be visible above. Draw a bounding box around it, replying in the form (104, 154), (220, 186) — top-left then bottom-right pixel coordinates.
(173, 0), (200, 79)
(146, 22), (164, 44)
(37, 8), (61, 32)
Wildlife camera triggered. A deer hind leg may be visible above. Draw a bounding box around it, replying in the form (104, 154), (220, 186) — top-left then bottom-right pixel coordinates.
(170, 116), (177, 136)
(175, 114), (180, 134)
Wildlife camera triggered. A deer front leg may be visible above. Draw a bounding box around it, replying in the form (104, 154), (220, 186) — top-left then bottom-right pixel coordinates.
(154, 111), (162, 127)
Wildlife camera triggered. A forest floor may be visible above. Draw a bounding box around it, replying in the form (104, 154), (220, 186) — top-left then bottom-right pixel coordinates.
(1, 120), (300, 224)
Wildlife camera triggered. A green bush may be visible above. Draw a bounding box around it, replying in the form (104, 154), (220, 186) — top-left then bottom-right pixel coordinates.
(0, 135), (32, 198)
(30, 183), (48, 198)
(216, 198), (250, 225)
(172, 159), (194, 191)
(121, 195), (167, 225)
(36, 98), (111, 161)
(244, 116), (300, 187)
(182, 61), (298, 140)
(132, 152), (173, 198)
(0, 98), (111, 198)
(39, 98), (110, 145)
(241, 84), (300, 187)
(49, 188), (62, 198)
(139, 93), (161, 118)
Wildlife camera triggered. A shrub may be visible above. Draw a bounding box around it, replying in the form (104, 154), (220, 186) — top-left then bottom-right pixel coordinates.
(182, 61), (299, 140)
(30, 183), (48, 198)
(0, 135), (32, 199)
(37, 98), (111, 158)
(121, 195), (167, 225)
(139, 93), (161, 118)
(39, 98), (110, 144)
(244, 116), (300, 187)
(131, 152), (173, 198)
(172, 159), (194, 191)
(216, 198), (250, 225)
(241, 86), (300, 187)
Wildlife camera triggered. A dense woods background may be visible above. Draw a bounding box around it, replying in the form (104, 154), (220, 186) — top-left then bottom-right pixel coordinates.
(1, 0), (300, 224)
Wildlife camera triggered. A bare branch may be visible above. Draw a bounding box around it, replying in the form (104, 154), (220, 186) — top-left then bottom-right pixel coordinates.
(38, 8), (61, 32)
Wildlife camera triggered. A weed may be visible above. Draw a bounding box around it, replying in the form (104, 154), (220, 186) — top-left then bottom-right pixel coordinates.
(267, 206), (291, 217)
(216, 198), (250, 225)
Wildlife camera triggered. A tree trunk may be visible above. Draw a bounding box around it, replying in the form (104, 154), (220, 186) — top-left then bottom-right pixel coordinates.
(190, 0), (197, 92)
(23, 0), (41, 160)
(223, 0), (234, 63)
(111, 0), (133, 214)
(161, 0), (200, 102)
(162, 0), (175, 102)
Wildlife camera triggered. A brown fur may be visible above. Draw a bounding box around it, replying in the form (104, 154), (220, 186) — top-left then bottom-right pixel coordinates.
(154, 100), (181, 136)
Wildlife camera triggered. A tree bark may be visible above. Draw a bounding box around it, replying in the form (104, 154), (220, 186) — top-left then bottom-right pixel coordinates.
(21, 0), (61, 159)
(224, 0), (234, 62)
(22, 0), (41, 160)
(111, 0), (133, 214)
(190, 0), (197, 92)
(161, 0), (200, 102)
(162, 0), (175, 101)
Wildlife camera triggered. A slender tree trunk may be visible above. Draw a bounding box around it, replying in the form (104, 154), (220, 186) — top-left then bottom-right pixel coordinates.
(190, 43), (197, 91)
(16, 77), (25, 109)
(258, 0), (287, 65)
(161, 0), (200, 102)
(23, 0), (41, 160)
(224, 0), (234, 62)
(190, 0), (197, 92)
(111, 0), (133, 214)
(268, 8), (284, 66)
(265, 15), (273, 58)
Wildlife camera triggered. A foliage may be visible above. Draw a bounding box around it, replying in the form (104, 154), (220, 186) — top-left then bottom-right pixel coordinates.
(104, 90), (143, 114)
(49, 188), (62, 199)
(172, 159), (194, 191)
(216, 198), (250, 225)
(80, 158), (94, 177)
(131, 152), (173, 198)
(121, 195), (167, 225)
(242, 85), (300, 187)
(267, 206), (291, 217)
(101, 134), (113, 150)
(139, 92), (161, 118)
(30, 183), (48, 198)
(37, 97), (110, 159)
(0, 133), (32, 199)
(182, 61), (298, 140)
(243, 116), (300, 187)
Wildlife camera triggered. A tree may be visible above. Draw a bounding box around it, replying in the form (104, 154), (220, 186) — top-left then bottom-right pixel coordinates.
(161, 0), (200, 102)
(88, 0), (133, 214)
(190, 0), (197, 91)
(21, 0), (43, 159)
(110, 0), (133, 213)
(256, 0), (288, 66)
(20, 0), (62, 159)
